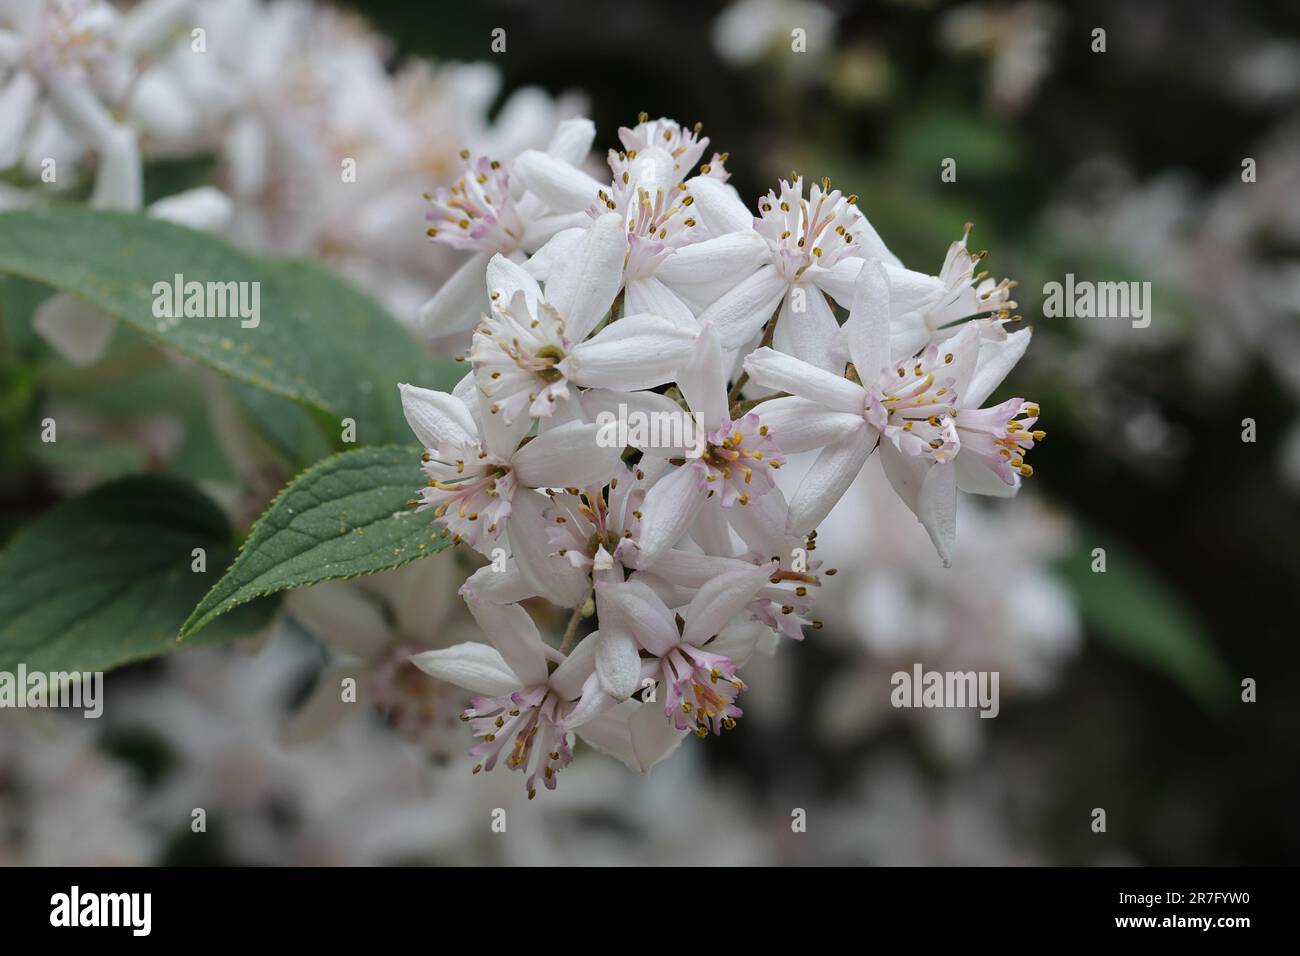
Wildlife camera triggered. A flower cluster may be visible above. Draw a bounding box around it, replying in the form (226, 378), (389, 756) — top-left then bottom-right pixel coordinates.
(407, 113), (1040, 795)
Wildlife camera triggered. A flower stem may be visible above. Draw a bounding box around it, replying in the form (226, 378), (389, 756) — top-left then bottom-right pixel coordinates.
(560, 588), (594, 653)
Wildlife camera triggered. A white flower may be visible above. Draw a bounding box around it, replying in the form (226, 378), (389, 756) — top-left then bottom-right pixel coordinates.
(410, 597), (611, 797)
(399, 382), (621, 550)
(696, 174), (901, 371)
(595, 562), (775, 737)
(469, 242), (696, 424)
(745, 261), (1042, 562)
(872, 223), (1019, 361)
(636, 324), (787, 566)
(525, 115), (767, 330)
(0, 0), (150, 209)
(417, 117), (600, 337)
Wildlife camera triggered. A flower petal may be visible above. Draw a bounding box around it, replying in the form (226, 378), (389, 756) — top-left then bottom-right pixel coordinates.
(966, 327), (1032, 409)
(954, 450), (1019, 498)
(148, 186), (232, 231)
(513, 148), (604, 213)
(786, 424), (875, 536)
(486, 252), (542, 306)
(656, 231), (770, 312)
(594, 577), (680, 656)
(757, 395), (865, 453)
(677, 322), (729, 429)
(771, 281), (841, 373)
(550, 632), (598, 700)
(595, 627), (643, 700)
(508, 490), (591, 607)
(417, 252), (490, 337)
(879, 442), (958, 565)
(544, 211), (626, 341)
(681, 562), (773, 645)
(409, 642), (520, 696)
(281, 661), (368, 746)
(285, 580), (388, 660)
(625, 276), (698, 329)
(843, 258), (891, 377)
(743, 346), (865, 414)
(398, 383), (477, 449)
(32, 294), (116, 367)
(511, 420), (621, 488)
(568, 314), (696, 389)
(635, 462), (708, 567)
(696, 265), (787, 351)
(685, 175), (755, 236)
(545, 117), (596, 165)
(463, 599), (549, 686)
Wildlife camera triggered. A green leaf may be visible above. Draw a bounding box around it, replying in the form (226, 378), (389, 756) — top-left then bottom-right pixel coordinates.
(1058, 533), (1233, 709)
(0, 475), (276, 673)
(0, 207), (460, 444)
(0, 272), (53, 356)
(180, 444), (450, 639)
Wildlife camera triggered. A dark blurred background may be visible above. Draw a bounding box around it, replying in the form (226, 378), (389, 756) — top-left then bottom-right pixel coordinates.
(348, 0), (1300, 864)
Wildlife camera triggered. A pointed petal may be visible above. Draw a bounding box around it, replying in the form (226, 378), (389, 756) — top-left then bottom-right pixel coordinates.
(486, 252), (542, 306)
(409, 642), (520, 696)
(521, 226), (582, 281)
(507, 490), (591, 607)
(743, 346), (865, 414)
(594, 577), (680, 657)
(786, 425), (875, 535)
(844, 258), (891, 376)
(510, 420), (621, 488)
(285, 580), (389, 659)
(696, 265), (787, 351)
(281, 661), (367, 746)
(463, 599), (549, 686)
(624, 276), (698, 329)
(684, 175), (754, 236)
(568, 314), (695, 390)
(549, 631), (598, 700)
(629, 700), (689, 772)
(879, 442), (958, 565)
(726, 482), (795, 558)
(398, 383), (477, 449)
(417, 252), (490, 336)
(544, 212), (626, 341)
(545, 117), (596, 165)
(596, 627), (642, 700)
(460, 561), (538, 604)
(147, 186), (232, 231)
(677, 323), (728, 429)
(513, 148), (604, 213)
(635, 463), (707, 567)
(0, 71), (38, 169)
(955, 451), (1019, 498)
(757, 395), (865, 453)
(576, 699), (687, 773)
(655, 231), (769, 312)
(966, 327), (1032, 408)
(578, 387), (695, 456)
(772, 283), (840, 372)
(705, 620), (769, 667)
(681, 562), (773, 645)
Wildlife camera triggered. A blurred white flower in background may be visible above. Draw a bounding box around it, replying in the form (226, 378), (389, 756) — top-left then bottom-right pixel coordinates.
(711, 0), (836, 72)
(0, 715), (158, 865)
(938, 2), (1060, 115)
(809, 460), (1080, 763)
